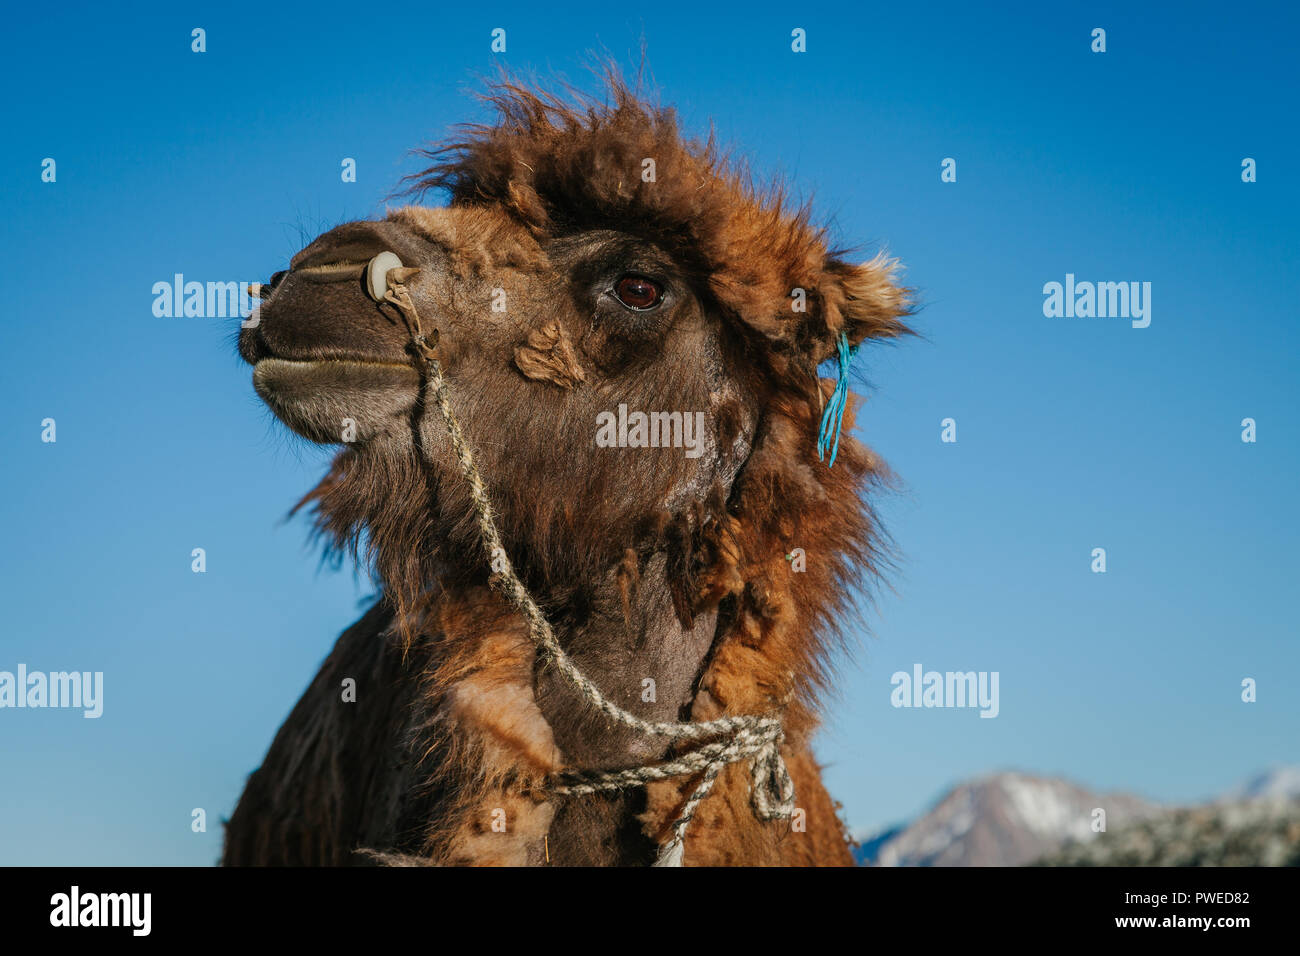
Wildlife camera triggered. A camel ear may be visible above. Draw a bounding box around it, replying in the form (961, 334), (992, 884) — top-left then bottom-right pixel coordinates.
(817, 253), (912, 361)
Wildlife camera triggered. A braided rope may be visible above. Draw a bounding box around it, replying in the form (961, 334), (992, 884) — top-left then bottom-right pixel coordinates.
(383, 281), (796, 865)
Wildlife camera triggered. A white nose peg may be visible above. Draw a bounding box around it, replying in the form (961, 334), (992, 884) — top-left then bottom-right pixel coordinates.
(365, 251), (405, 302)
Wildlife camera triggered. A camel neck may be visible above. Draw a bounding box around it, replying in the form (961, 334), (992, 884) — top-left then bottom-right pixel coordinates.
(529, 554), (720, 864)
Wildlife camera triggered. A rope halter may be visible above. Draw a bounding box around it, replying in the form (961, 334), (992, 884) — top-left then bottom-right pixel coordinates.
(369, 256), (796, 866)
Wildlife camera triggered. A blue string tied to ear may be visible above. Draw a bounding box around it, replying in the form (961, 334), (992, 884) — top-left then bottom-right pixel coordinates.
(816, 332), (859, 468)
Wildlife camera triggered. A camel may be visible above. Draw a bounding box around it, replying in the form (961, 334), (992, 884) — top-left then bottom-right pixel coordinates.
(223, 73), (912, 866)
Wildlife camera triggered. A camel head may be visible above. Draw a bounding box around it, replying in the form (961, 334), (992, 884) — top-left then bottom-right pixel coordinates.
(232, 75), (915, 864)
(241, 78), (909, 632)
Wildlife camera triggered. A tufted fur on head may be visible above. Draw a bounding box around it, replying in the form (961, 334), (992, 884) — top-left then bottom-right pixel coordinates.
(225, 68), (913, 867)
(410, 73), (911, 369)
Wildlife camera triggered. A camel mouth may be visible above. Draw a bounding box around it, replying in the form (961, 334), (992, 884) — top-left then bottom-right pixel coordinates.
(252, 358), (421, 444)
(238, 324), (410, 367)
(253, 357), (420, 395)
(254, 355), (417, 373)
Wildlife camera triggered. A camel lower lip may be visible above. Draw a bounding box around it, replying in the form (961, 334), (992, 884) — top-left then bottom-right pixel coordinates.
(251, 358), (421, 444)
(252, 357), (420, 400)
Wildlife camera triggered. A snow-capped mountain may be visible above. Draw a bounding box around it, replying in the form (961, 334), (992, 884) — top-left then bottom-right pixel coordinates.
(856, 772), (1156, 866)
(1220, 766), (1300, 804)
(855, 766), (1300, 866)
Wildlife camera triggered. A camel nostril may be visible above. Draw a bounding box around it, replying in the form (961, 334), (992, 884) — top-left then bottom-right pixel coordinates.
(365, 252), (405, 302)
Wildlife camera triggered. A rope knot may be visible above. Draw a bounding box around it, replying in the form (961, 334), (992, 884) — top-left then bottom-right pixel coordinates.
(748, 724), (796, 821)
(407, 331), (438, 364)
(384, 281), (438, 367)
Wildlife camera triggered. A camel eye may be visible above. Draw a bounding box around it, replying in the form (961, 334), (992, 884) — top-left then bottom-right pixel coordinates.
(613, 275), (663, 311)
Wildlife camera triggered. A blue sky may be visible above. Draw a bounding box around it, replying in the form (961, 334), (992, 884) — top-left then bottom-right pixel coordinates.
(1, 0), (1296, 864)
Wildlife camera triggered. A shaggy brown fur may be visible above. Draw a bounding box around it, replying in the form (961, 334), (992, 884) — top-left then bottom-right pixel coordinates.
(223, 71), (912, 867)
